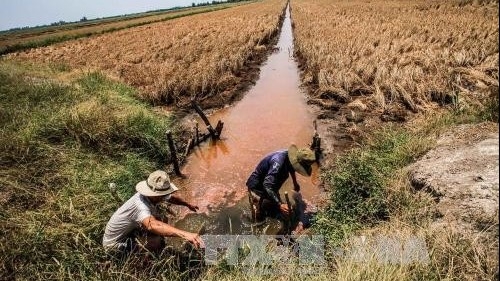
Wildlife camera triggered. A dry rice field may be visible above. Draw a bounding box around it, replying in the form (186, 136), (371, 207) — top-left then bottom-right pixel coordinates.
(291, 0), (499, 115)
(0, 5), (234, 54)
(9, 0), (287, 106)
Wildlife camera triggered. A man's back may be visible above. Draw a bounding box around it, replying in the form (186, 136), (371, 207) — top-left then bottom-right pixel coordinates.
(246, 149), (293, 195)
(102, 193), (158, 247)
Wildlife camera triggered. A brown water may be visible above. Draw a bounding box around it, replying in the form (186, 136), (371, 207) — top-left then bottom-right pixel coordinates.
(174, 5), (320, 224)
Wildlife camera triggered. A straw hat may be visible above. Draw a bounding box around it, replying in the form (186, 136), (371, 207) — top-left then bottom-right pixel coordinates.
(136, 170), (179, 197)
(288, 144), (316, 176)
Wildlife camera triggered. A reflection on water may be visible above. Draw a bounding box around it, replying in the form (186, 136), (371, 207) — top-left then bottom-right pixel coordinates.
(173, 5), (321, 232)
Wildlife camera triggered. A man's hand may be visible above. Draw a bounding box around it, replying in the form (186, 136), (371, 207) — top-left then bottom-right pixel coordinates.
(182, 232), (204, 249)
(279, 204), (290, 216)
(142, 216), (204, 249)
(187, 203), (199, 212)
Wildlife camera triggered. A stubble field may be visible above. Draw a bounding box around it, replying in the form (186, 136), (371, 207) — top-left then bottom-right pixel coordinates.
(291, 0), (498, 119)
(0, 4), (238, 55)
(9, 0), (288, 107)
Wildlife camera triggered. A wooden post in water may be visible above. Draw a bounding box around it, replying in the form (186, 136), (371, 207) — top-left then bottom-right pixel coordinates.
(166, 130), (182, 176)
(191, 100), (218, 140)
(310, 120), (322, 163)
(195, 122), (199, 145)
(215, 120), (224, 137)
(248, 188), (256, 223)
(284, 191), (293, 235)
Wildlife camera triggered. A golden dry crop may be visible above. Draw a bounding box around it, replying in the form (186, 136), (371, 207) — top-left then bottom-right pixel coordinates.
(0, 5), (233, 53)
(9, 0), (287, 106)
(291, 0), (499, 113)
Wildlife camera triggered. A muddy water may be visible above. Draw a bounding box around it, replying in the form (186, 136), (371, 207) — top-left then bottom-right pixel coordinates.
(172, 5), (321, 234)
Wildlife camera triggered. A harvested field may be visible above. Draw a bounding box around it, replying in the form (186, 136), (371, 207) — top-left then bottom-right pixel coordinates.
(0, 4), (237, 55)
(291, 0), (499, 117)
(8, 0), (287, 107)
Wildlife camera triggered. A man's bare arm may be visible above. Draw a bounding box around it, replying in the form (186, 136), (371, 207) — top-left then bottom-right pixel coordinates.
(142, 216), (203, 248)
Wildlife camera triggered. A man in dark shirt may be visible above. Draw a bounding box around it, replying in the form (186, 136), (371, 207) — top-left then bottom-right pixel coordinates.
(246, 144), (316, 224)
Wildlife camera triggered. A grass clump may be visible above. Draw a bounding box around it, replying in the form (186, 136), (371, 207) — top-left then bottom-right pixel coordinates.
(313, 128), (431, 246)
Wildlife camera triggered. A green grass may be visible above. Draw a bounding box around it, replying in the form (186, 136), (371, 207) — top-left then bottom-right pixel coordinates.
(313, 93), (499, 244)
(312, 127), (430, 246)
(0, 60), (187, 279)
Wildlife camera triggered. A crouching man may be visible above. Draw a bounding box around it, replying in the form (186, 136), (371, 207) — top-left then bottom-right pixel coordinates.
(246, 144), (316, 233)
(103, 170), (204, 256)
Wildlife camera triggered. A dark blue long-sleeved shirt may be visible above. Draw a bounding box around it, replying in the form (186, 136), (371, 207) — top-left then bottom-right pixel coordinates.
(246, 150), (295, 205)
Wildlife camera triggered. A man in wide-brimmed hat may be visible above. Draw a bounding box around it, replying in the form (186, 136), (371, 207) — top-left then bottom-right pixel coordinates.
(246, 144), (316, 226)
(103, 170), (203, 255)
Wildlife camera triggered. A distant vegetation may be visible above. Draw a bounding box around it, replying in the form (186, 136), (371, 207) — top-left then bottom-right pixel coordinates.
(3, 0), (246, 33)
(0, 1), (250, 55)
(192, 0), (249, 7)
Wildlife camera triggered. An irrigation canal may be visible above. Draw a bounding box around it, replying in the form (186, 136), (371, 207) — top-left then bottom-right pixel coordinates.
(171, 4), (322, 238)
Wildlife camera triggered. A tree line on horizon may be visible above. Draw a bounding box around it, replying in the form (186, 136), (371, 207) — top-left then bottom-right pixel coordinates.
(3, 0), (249, 33)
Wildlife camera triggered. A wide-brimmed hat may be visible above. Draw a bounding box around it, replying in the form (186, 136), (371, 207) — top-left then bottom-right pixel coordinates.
(136, 170), (179, 197)
(288, 144), (316, 176)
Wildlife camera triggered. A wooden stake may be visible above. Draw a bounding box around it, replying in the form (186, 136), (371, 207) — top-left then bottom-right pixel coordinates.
(284, 191), (293, 235)
(195, 122), (199, 145)
(184, 138), (193, 158)
(166, 130), (182, 176)
(310, 120), (322, 163)
(215, 120), (224, 137)
(191, 100), (218, 139)
(248, 188), (256, 223)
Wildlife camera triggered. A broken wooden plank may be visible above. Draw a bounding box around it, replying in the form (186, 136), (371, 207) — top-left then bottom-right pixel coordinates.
(191, 100), (218, 139)
(215, 120), (224, 137)
(310, 120), (322, 163)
